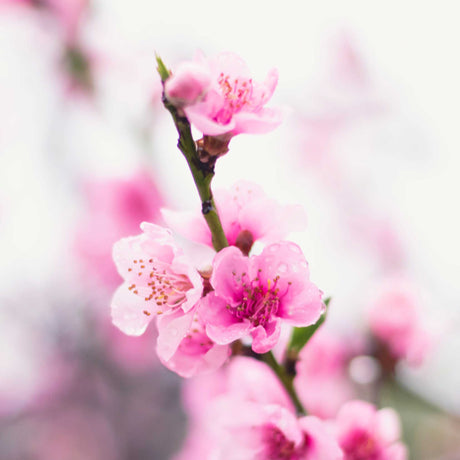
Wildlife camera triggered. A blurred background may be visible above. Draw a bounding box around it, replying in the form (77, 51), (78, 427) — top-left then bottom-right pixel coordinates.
(0, 1), (459, 459)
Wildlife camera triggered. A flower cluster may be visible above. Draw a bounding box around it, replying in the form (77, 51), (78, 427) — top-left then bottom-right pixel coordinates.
(107, 51), (424, 459)
(111, 181), (322, 377)
(174, 358), (406, 460)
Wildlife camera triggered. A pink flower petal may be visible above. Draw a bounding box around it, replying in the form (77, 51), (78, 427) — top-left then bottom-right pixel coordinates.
(233, 107), (283, 135)
(210, 247), (249, 303)
(111, 284), (153, 336)
(200, 293), (251, 344)
(251, 321), (281, 354)
(156, 309), (195, 361)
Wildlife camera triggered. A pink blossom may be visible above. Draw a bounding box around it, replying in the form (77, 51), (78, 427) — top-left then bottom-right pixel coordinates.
(75, 172), (164, 288)
(295, 329), (358, 419)
(46, 0), (88, 42)
(162, 180), (306, 254)
(0, 0), (87, 42)
(368, 281), (430, 366)
(156, 309), (230, 378)
(211, 400), (343, 460)
(182, 356), (293, 422)
(166, 51), (281, 137)
(165, 61), (211, 107)
(111, 222), (202, 336)
(201, 242), (322, 353)
(334, 400), (407, 460)
(175, 357), (342, 460)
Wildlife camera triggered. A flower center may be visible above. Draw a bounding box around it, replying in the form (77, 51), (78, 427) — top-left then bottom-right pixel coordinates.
(216, 73), (253, 123)
(127, 258), (193, 315)
(228, 270), (281, 327)
(264, 426), (310, 460)
(342, 430), (379, 460)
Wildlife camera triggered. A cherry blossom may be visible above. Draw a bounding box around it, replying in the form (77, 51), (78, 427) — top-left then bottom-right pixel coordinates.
(111, 223), (202, 336)
(75, 171), (164, 288)
(212, 401), (343, 460)
(333, 400), (407, 460)
(162, 180), (306, 254)
(295, 329), (358, 419)
(201, 242), (323, 353)
(165, 51), (282, 137)
(174, 357), (342, 460)
(368, 280), (430, 366)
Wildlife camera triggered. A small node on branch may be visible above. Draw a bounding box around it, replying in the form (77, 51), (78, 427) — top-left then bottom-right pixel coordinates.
(196, 135), (231, 162)
(202, 200), (213, 215)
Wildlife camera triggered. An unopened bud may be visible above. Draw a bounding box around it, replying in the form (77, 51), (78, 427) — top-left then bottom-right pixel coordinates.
(164, 62), (211, 107)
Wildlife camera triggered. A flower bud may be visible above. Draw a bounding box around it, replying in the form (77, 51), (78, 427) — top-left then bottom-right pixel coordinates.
(164, 62), (211, 107)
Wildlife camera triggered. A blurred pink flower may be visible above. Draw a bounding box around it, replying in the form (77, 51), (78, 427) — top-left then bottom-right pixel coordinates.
(0, 0), (88, 42)
(212, 400), (343, 460)
(111, 222), (202, 336)
(333, 400), (407, 460)
(166, 51), (281, 137)
(295, 329), (358, 419)
(175, 357), (342, 459)
(162, 180), (306, 254)
(368, 281), (430, 366)
(46, 0), (88, 42)
(201, 242), (322, 353)
(75, 171), (164, 288)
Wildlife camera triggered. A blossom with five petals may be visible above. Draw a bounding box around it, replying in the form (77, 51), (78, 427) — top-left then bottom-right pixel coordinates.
(111, 223), (202, 336)
(165, 51), (282, 137)
(201, 242), (323, 353)
(162, 180), (306, 255)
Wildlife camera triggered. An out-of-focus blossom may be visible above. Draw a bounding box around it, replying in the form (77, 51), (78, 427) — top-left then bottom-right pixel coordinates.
(111, 223), (202, 336)
(182, 356), (293, 422)
(368, 280), (430, 366)
(156, 309), (230, 378)
(348, 214), (405, 272)
(0, 0), (88, 43)
(295, 329), (358, 419)
(174, 358), (284, 459)
(75, 171), (164, 288)
(166, 51), (281, 138)
(46, 0), (88, 43)
(333, 400), (407, 460)
(301, 32), (383, 134)
(162, 180), (306, 254)
(165, 61), (211, 107)
(175, 357), (342, 459)
(201, 242), (322, 353)
(211, 400), (343, 460)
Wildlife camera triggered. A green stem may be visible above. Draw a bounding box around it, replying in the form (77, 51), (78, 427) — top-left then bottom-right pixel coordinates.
(262, 351), (306, 416)
(157, 56), (306, 416)
(156, 57), (228, 252)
